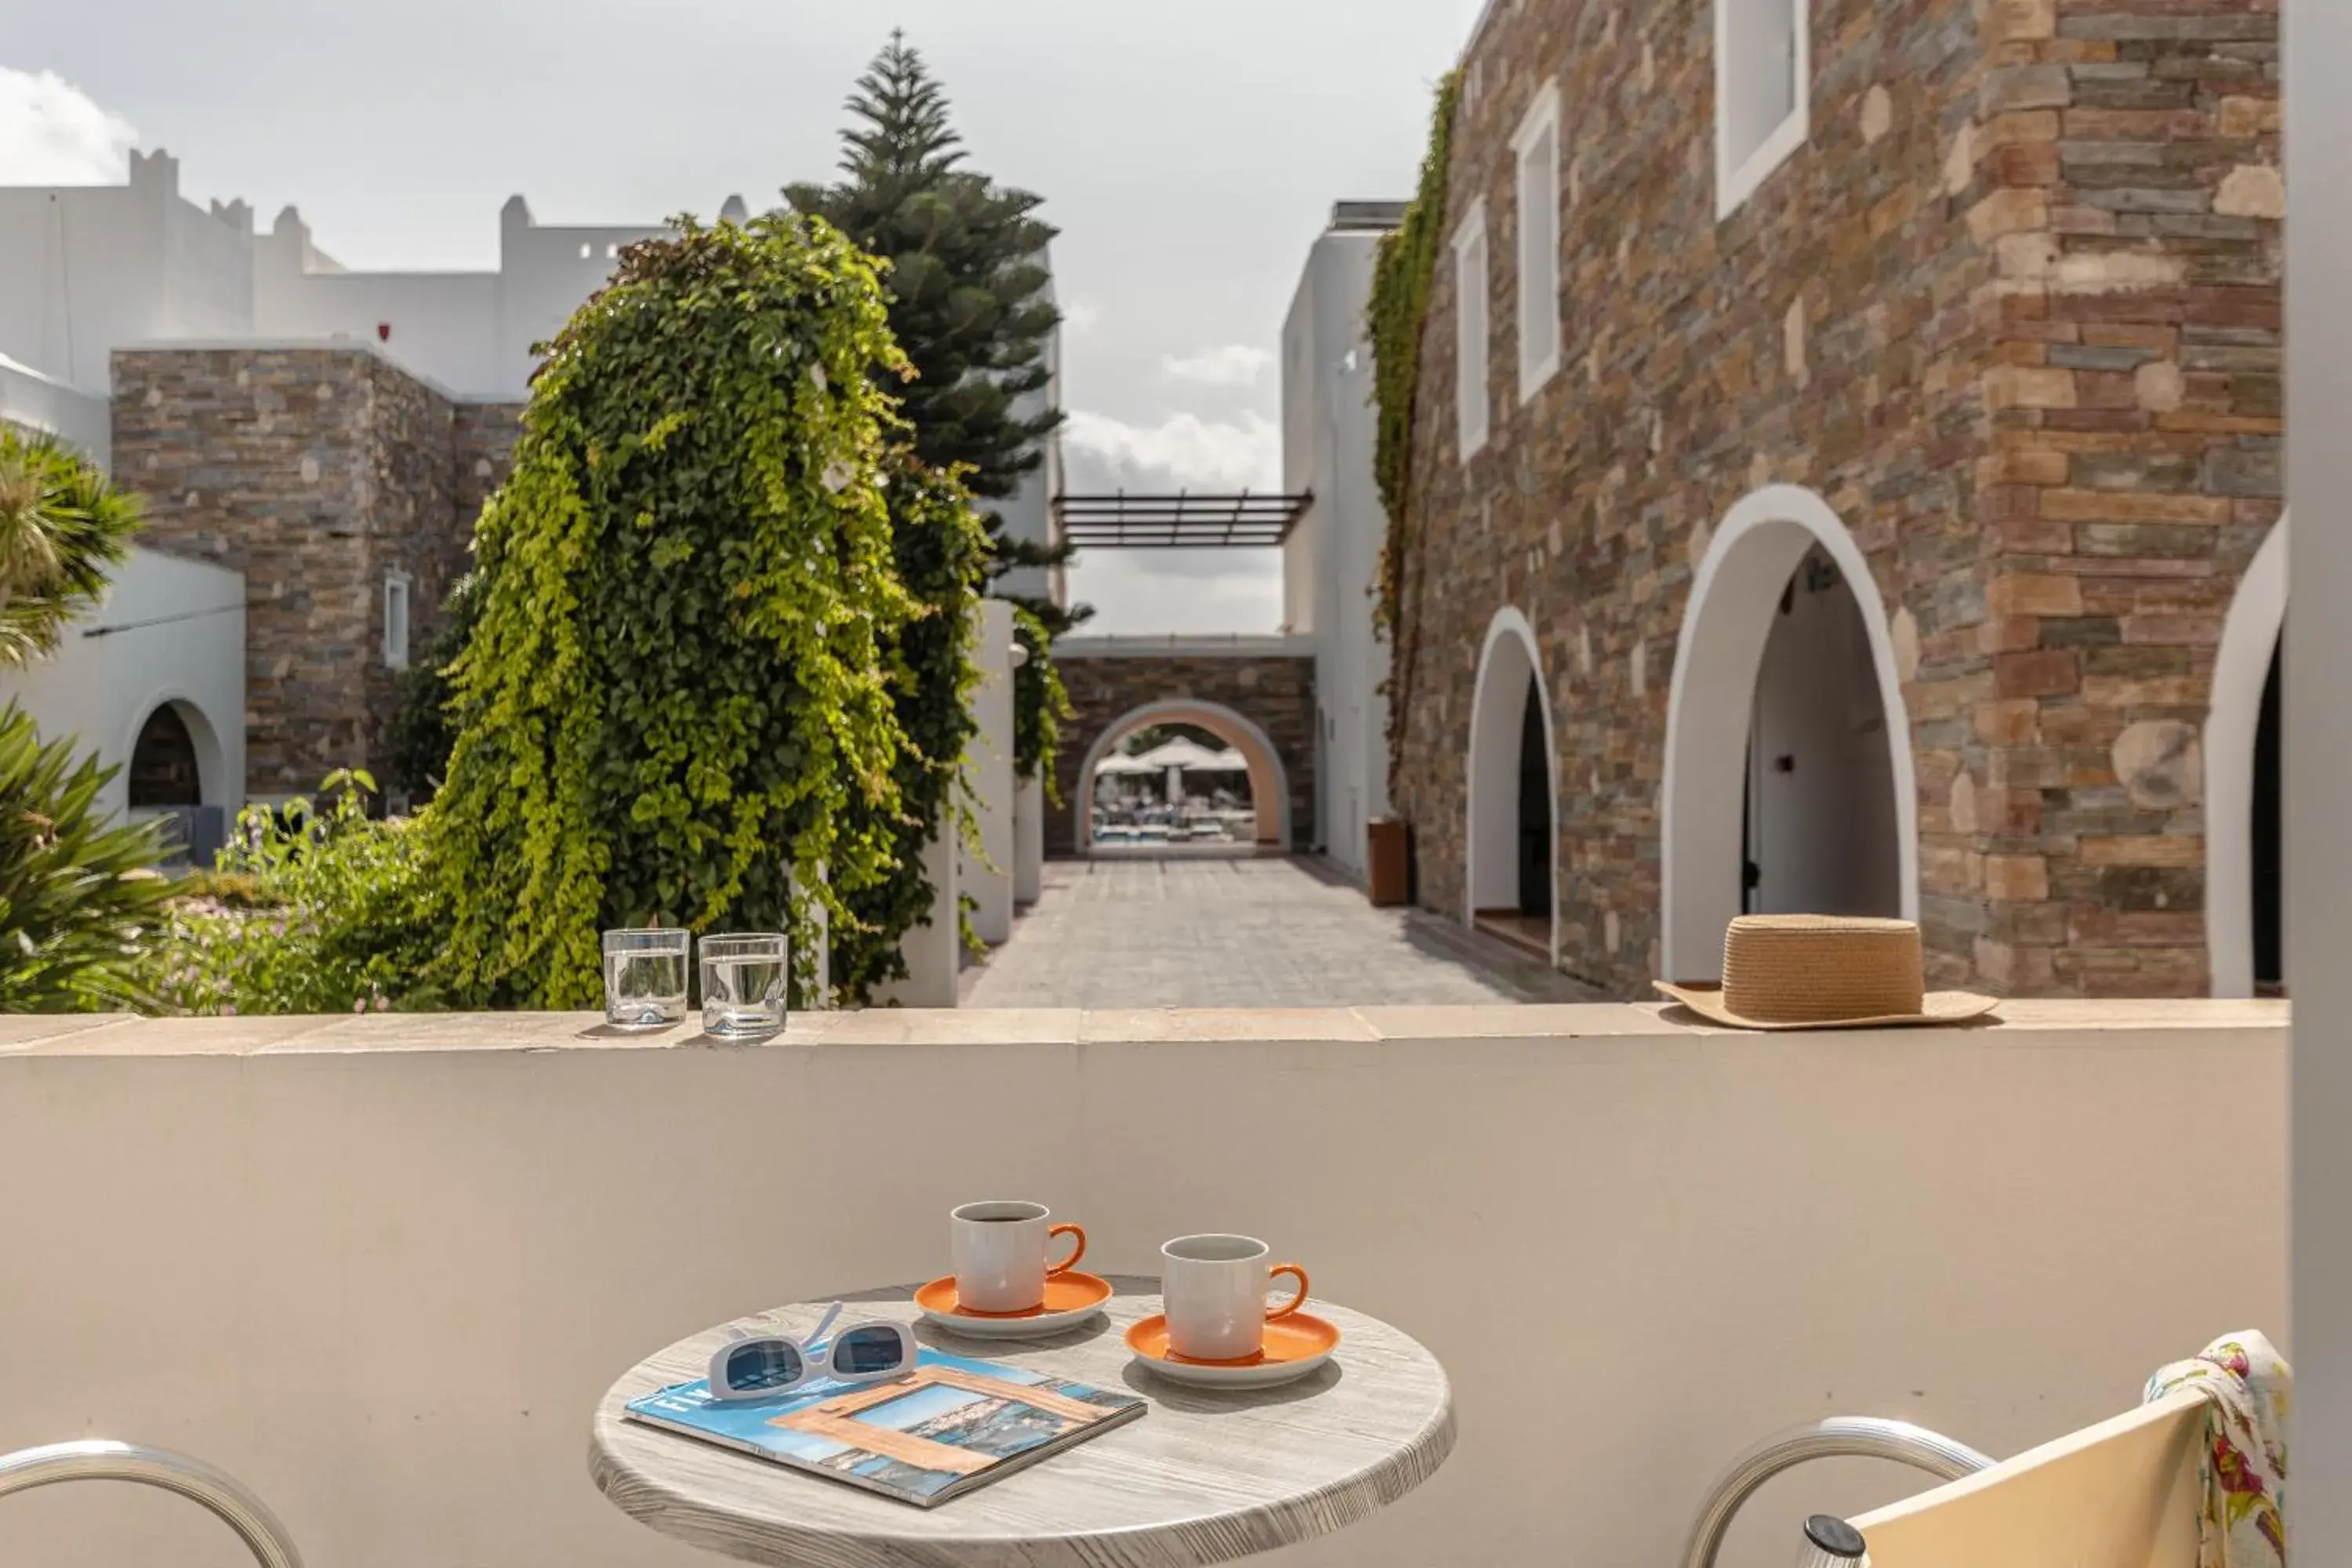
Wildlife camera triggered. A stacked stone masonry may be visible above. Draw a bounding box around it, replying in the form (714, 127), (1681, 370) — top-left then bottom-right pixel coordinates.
(1047, 655), (1318, 859)
(1390, 0), (2280, 996)
(111, 346), (521, 798)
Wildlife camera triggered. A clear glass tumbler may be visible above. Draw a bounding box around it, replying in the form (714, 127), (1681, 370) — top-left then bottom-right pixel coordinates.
(700, 932), (789, 1039)
(602, 929), (691, 1029)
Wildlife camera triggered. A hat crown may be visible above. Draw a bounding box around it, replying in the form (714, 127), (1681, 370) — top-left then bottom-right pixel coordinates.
(1720, 915), (1925, 1025)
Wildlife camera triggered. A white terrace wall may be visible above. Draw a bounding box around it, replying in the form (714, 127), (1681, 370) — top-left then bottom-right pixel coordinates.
(0, 1001), (2285, 1568)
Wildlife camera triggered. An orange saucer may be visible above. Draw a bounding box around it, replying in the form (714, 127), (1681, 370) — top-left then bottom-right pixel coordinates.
(913, 1272), (1114, 1338)
(1124, 1312), (1342, 1388)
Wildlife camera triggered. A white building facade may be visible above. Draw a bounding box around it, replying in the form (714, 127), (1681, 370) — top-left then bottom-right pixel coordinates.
(1280, 202), (1403, 878)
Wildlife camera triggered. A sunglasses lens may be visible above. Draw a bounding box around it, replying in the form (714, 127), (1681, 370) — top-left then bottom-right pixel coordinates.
(723, 1340), (804, 1393)
(832, 1326), (907, 1377)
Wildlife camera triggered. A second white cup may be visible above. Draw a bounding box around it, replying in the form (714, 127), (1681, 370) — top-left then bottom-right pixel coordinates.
(949, 1200), (1087, 1313)
(1161, 1233), (1309, 1361)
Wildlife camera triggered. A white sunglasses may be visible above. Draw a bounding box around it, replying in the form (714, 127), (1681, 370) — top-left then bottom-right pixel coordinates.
(704, 1303), (917, 1402)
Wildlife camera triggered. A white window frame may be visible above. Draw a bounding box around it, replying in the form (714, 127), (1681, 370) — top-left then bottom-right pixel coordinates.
(1453, 197), (1492, 462)
(1714, 0), (1812, 220)
(1512, 81), (1565, 401)
(383, 571), (412, 670)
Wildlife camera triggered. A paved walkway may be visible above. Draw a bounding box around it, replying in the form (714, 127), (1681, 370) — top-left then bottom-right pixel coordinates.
(964, 855), (1596, 1008)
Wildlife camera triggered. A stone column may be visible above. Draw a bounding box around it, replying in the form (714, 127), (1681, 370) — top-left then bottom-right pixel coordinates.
(1014, 775), (1044, 906)
(2289, 0), (2352, 1550)
(965, 601), (1018, 947)
(876, 825), (958, 1008)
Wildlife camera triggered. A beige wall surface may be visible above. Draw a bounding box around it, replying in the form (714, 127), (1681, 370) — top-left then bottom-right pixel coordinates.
(0, 1002), (2285, 1568)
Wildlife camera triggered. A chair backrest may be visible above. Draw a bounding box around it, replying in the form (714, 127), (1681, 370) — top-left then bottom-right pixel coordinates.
(1851, 1388), (2206, 1568)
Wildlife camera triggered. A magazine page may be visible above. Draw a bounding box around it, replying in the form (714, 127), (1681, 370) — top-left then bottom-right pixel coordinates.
(626, 1348), (1145, 1504)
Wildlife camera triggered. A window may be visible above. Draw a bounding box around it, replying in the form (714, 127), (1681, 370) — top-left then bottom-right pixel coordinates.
(1715, 0), (1810, 218)
(1453, 198), (1491, 461)
(1513, 82), (1563, 400)
(383, 572), (411, 670)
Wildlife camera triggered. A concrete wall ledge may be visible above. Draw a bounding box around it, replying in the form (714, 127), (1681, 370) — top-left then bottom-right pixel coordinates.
(0, 997), (2288, 1058)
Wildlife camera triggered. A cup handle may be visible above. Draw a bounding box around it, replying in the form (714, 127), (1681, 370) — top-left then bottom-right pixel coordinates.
(1265, 1262), (1309, 1320)
(1047, 1222), (1087, 1277)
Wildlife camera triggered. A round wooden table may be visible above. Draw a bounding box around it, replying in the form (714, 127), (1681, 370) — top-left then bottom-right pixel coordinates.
(589, 1276), (1455, 1568)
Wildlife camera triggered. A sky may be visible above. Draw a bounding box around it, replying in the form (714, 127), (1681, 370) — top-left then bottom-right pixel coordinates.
(0, 0), (1483, 633)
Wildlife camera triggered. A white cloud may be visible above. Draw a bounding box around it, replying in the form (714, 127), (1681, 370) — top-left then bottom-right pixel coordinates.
(1160, 343), (1272, 388)
(1061, 299), (1102, 334)
(0, 67), (137, 184)
(1062, 408), (1280, 493)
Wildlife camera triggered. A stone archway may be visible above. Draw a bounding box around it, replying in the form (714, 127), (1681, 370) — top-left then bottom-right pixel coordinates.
(1047, 644), (1316, 858)
(2207, 514), (2288, 998)
(1465, 607), (1558, 963)
(1070, 699), (1292, 852)
(1661, 485), (1919, 981)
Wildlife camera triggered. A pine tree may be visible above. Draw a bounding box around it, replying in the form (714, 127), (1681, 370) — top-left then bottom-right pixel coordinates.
(785, 31), (1089, 637)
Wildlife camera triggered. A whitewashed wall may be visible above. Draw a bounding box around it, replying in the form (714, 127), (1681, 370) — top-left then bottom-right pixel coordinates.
(0, 1001), (2286, 1568)
(1282, 217), (1392, 874)
(0, 544), (246, 818)
(0, 352), (113, 465)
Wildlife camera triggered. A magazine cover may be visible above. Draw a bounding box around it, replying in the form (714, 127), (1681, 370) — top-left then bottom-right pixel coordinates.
(624, 1348), (1146, 1508)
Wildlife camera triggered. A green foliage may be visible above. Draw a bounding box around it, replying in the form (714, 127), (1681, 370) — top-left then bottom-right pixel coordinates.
(786, 31), (1064, 525)
(0, 426), (142, 670)
(832, 454), (989, 1002)
(1367, 71), (1461, 777)
(0, 703), (173, 1012)
(1011, 604), (1069, 791)
(384, 571), (482, 801)
(145, 771), (444, 1016)
(786, 32), (1098, 789)
(424, 213), (917, 1008)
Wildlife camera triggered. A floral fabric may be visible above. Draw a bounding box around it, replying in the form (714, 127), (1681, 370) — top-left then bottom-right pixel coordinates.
(2144, 1330), (2291, 1566)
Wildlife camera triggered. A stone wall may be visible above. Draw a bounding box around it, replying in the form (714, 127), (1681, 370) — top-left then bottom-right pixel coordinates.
(1047, 654), (1318, 858)
(112, 347), (520, 798)
(1388, 0), (2281, 996)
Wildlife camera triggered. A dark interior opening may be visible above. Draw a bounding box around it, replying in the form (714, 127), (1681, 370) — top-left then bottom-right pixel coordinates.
(1516, 677), (1552, 919)
(2253, 634), (2284, 993)
(127, 704), (202, 809)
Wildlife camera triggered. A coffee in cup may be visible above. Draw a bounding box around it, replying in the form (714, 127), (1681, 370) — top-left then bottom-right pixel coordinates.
(1160, 1233), (1308, 1360)
(950, 1200), (1087, 1313)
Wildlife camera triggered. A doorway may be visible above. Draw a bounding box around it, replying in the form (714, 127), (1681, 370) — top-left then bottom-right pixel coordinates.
(2254, 635), (2284, 994)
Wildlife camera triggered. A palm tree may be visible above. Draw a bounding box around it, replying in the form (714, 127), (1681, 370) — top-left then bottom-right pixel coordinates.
(0, 426), (141, 669)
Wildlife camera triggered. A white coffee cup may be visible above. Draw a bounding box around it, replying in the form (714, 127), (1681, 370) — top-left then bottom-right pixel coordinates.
(950, 1200), (1087, 1314)
(1160, 1233), (1310, 1361)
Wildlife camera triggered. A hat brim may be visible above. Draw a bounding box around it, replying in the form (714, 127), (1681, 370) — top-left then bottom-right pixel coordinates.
(1653, 981), (2001, 1031)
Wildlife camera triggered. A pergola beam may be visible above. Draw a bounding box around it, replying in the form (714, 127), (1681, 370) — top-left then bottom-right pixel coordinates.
(1051, 488), (1313, 549)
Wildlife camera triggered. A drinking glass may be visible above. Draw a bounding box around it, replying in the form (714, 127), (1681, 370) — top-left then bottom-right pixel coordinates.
(602, 929), (691, 1029)
(700, 932), (789, 1039)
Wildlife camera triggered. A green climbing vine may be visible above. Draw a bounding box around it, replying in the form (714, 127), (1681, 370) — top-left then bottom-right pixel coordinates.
(425, 213), (917, 1008)
(1011, 604), (1070, 799)
(831, 454), (989, 1002)
(1367, 70), (1462, 775)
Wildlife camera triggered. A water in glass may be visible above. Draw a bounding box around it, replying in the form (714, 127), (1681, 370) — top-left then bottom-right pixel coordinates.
(602, 929), (690, 1029)
(701, 933), (789, 1039)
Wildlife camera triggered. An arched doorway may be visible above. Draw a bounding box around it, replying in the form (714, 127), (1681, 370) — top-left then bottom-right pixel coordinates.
(128, 703), (204, 808)
(2207, 516), (2288, 997)
(1663, 485), (1918, 980)
(1072, 699), (1290, 853)
(1465, 608), (1558, 963)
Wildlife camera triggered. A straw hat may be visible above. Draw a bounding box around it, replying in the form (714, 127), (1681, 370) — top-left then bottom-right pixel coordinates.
(1654, 915), (1998, 1030)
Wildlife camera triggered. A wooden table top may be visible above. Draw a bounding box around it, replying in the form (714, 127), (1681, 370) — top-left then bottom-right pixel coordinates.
(588, 1276), (1455, 1568)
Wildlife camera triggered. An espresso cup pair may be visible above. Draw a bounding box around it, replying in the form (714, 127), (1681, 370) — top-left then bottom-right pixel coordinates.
(950, 1201), (1308, 1363)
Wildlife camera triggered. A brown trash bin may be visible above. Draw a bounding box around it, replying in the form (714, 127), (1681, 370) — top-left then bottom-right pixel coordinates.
(1367, 818), (1411, 907)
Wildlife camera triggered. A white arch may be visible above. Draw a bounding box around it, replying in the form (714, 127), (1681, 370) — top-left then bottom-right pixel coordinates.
(119, 690), (230, 808)
(1072, 699), (1292, 852)
(1464, 606), (1560, 964)
(1661, 484), (1920, 980)
(2206, 514), (2288, 998)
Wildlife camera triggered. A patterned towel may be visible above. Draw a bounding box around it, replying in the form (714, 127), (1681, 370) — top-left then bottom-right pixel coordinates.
(2143, 1331), (2291, 1566)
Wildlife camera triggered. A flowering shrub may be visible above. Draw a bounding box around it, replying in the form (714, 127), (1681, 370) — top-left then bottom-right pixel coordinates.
(144, 771), (444, 1015)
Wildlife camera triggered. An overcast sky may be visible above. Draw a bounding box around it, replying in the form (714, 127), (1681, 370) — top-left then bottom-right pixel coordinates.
(0, 1), (1479, 633)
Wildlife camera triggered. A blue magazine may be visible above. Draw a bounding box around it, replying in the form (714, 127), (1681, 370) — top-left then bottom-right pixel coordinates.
(623, 1348), (1146, 1508)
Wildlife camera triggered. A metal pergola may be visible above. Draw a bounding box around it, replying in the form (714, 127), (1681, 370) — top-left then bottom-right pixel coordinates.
(1051, 489), (1313, 549)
